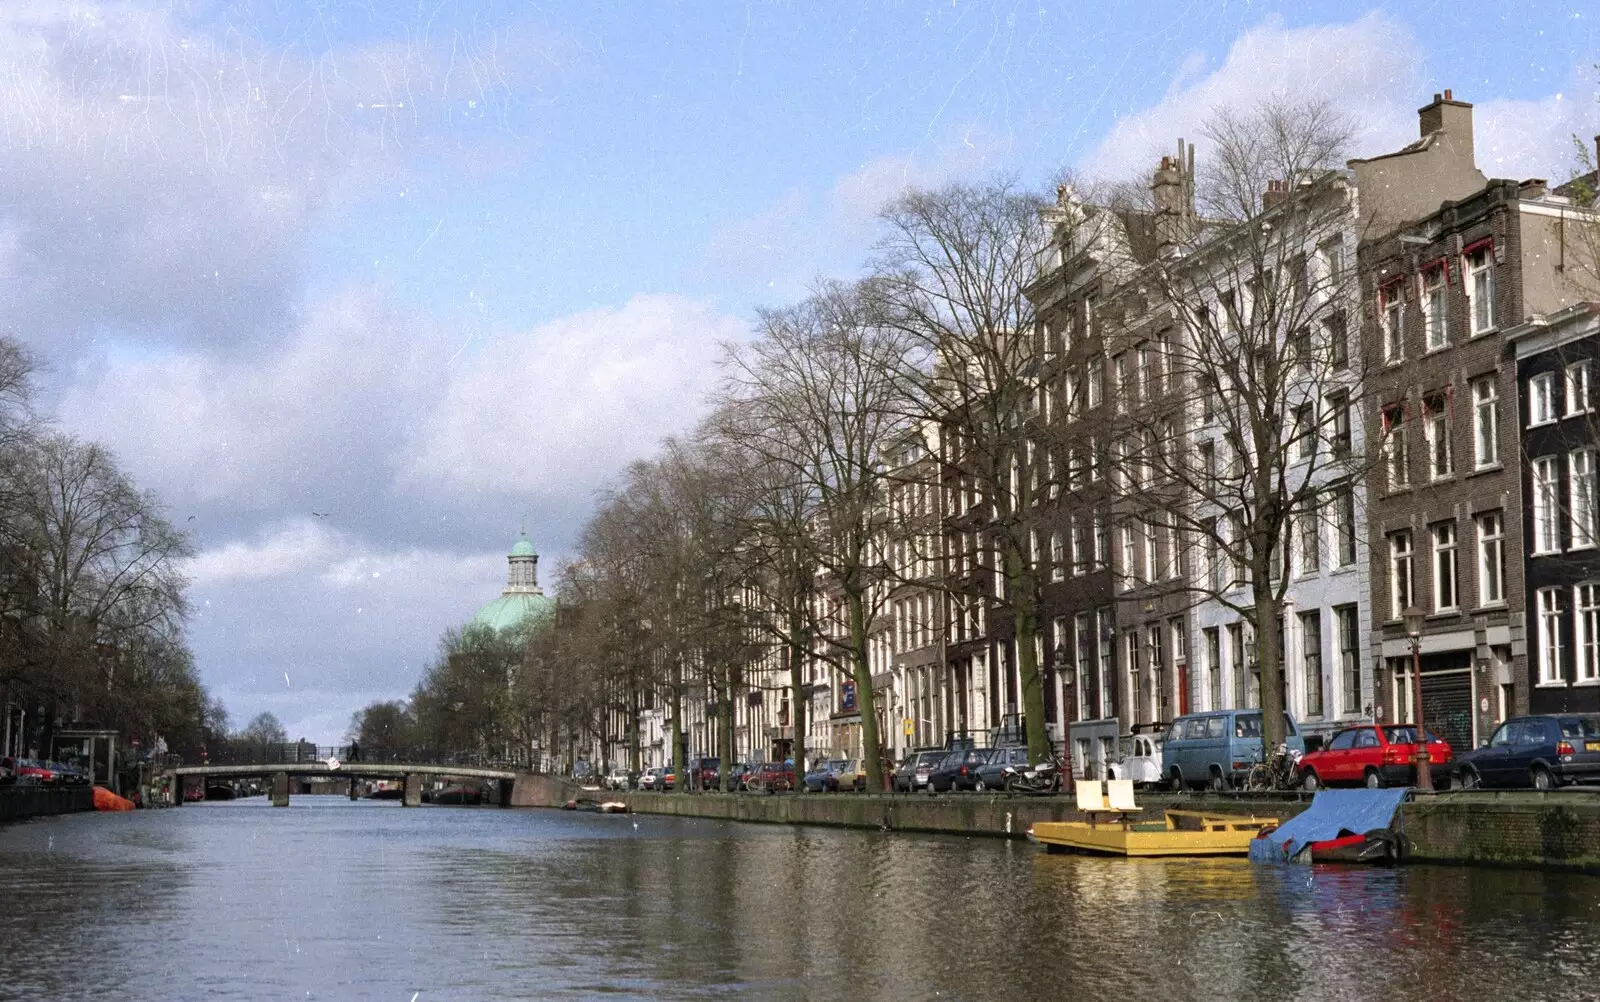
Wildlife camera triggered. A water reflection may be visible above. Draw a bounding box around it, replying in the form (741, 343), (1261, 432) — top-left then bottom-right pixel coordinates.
(0, 799), (1596, 1000)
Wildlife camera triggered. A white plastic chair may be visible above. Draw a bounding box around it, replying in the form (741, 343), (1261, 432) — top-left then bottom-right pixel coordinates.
(1106, 779), (1140, 813)
(1075, 779), (1107, 814)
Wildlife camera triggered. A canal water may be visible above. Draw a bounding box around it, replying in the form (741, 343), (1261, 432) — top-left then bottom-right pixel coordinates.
(1, 798), (1598, 1001)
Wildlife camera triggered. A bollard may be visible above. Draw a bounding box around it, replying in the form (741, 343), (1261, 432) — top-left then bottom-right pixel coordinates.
(402, 773), (422, 807)
(270, 772), (290, 807)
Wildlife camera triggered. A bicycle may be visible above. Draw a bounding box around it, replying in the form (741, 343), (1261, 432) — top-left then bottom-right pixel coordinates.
(1243, 744), (1302, 792)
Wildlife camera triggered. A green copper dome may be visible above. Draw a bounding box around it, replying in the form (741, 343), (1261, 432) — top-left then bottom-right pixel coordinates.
(469, 531), (552, 634)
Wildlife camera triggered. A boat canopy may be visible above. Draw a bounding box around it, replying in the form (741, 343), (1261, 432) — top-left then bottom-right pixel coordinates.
(1248, 789), (1408, 864)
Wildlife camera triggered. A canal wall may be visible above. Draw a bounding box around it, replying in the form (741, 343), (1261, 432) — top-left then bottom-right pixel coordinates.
(1403, 793), (1600, 871)
(534, 786), (1600, 872)
(0, 785), (94, 822)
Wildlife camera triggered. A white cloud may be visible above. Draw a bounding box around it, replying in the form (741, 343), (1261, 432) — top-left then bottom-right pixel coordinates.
(405, 293), (744, 496)
(1078, 13), (1424, 180)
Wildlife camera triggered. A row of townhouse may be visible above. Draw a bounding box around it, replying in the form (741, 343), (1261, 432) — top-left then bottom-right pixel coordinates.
(632, 92), (1600, 781)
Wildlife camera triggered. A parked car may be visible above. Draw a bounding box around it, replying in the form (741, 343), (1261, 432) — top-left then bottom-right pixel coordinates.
(2, 758), (57, 785)
(892, 749), (945, 792)
(604, 767), (633, 791)
(974, 746), (1028, 791)
(831, 759), (867, 792)
(756, 760), (795, 791)
(638, 766), (662, 791)
(802, 759), (842, 793)
(658, 769), (676, 791)
(928, 747), (990, 793)
(726, 762), (756, 790)
(1108, 732), (1166, 786)
(1297, 724), (1453, 790)
(1454, 715), (1600, 790)
(1162, 710), (1306, 791)
(694, 757), (721, 790)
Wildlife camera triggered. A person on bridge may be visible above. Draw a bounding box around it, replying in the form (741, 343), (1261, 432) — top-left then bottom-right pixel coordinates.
(349, 741), (360, 763)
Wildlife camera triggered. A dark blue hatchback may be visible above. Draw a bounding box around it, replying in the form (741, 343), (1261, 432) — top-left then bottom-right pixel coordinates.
(1453, 715), (1600, 790)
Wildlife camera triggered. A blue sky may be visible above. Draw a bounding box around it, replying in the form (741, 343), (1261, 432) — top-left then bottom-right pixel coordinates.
(4, 1), (1595, 740)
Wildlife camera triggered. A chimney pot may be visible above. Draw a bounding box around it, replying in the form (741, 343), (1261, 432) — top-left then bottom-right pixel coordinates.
(1444, 88), (1452, 101)
(1433, 92), (1442, 102)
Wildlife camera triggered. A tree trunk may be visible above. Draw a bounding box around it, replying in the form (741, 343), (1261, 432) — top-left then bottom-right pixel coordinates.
(1005, 542), (1051, 763)
(720, 673), (736, 792)
(628, 683), (640, 775)
(670, 656), (684, 794)
(1253, 578), (1286, 756)
(788, 603), (808, 786)
(847, 590), (885, 792)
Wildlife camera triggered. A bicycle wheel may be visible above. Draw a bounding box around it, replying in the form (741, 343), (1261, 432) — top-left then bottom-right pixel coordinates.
(1244, 763), (1269, 792)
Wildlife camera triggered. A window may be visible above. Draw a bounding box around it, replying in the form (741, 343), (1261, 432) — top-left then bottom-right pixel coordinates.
(1201, 375), (1218, 423)
(1097, 608), (1115, 718)
(1476, 512), (1505, 606)
(1204, 628), (1222, 710)
(1533, 456), (1561, 554)
(1094, 514), (1109, 570)
(1422, 264), (1448, 349)
(1325, 391), (1351, 457)
(1472, 376), (1498, 468)
(1162, 514), (1179, 580)
(1301, 611), (1323, 718)
(1578, 585), (1600, 684)
(1424, 392), (1452, 480)
(1199, 440), (1217, 487)
(1572, 449), (1597, 548)
(1087, 354), (1104, 409)
(1142, 520), (1158, 583)
(1071, 520), (1086, 576)
(1050, 532), (1065, 582)
(1431, 521), (1458, 612)
(1388, 530), (1413, 620)
(1320, 237), (1346, 288)
(1075, 611), (1093, 720)
(1120, 524), (1137, 588)
(1384, 405), (1409, 488)
(1382, 281), (1404, 362)
(1148, 625), (1166, 719)
(1335, 488), (1358, 567)
(1227, 513), (1247, 587)
(1088, 435), (1102, 482)
(1204, 522), (1223, 593)
(1292, 404), (1315, 460)
(1530, 372), (1557, 426)
(1297, 507), (1320, 576)
(1114, 353), (1130, 412)
(1538, 587), (1565, 685)
(1568, 361), (1593, 416)
(1126, 632), (1142, 720)
(1229, 622), (1246, 709)
(1336, 605), (1360, 716)
(1466, 243), (1495, 334)
(1325, 311), (1349, 370)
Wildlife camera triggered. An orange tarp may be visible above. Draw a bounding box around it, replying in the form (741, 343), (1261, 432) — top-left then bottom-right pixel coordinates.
(93, 786), (135, 811)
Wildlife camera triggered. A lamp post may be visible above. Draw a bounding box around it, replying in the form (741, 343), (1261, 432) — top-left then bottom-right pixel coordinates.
(1402, 605), (1433, 792)
(1055, 644), (1076, 788)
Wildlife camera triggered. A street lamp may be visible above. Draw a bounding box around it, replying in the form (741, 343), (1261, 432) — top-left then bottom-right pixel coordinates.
(1055, 644), (1076, 787)
(1402, 605), (1433, 792)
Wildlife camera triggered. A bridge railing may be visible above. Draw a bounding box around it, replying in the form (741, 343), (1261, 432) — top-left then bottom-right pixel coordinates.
(179, 744), (534, 772)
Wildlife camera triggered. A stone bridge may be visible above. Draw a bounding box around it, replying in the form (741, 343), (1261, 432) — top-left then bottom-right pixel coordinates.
(163, 761), (548, 807)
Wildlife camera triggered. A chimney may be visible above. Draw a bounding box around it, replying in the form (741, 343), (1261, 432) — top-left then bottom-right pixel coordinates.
(1418, 89), (1474, 154)
(1152, 138), (1196, 255)
(1262, 179), (1288, 210)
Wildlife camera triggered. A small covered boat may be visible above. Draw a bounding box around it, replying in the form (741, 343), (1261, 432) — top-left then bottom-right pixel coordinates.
(1248, 788), (1410, 866)
(562, 797), (629, 813)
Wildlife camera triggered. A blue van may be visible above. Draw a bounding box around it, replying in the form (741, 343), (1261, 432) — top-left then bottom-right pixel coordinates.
(1160, 710), (1305, 790)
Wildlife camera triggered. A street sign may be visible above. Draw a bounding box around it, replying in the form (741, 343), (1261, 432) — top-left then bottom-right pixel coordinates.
(902, 718), (914, 736)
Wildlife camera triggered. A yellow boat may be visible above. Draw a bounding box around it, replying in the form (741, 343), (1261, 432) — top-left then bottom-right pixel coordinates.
(1027, 809), (1279, 857)
(1026, 781), (1276, 856)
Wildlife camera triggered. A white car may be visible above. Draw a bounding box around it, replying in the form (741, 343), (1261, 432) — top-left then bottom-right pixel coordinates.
(604, 768), (632, 790)
(1108, 733), (1166, 786)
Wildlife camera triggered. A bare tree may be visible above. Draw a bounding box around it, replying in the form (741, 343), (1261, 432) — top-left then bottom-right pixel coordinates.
(1103, 97), (1373, 754)
(721, 280), (916, 791)
(870, 178), (1062, 762)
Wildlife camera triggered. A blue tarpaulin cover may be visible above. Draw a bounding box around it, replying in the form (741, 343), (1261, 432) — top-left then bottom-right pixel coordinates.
(1247, 788), (1409, 864)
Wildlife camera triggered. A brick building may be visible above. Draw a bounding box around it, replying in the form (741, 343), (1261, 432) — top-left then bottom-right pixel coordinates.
(1354, 93), (1600, 752)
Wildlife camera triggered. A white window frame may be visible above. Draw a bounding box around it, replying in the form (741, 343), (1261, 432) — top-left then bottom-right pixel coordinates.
(1571, 449), (1596, 549)
(1422, 265), (1448, 350)
(1530, 372), (1557, 426)
(1431, 521), (1458, 613)
(1297, 507), (1320, 577)
(1477, 512), (1505, 607)
(1382, 284), (1404, 362)
(1533, 456), (1562, 555)
(1467, 245), (1495, 335)
(1472, 376), (1499, 468)
(1389, 530), (1413, 621)
(1538, 587), (1565, 685)
(1568, 361), (1592, 417)
(1578, 584), (1600, 684)
(1050, 531), (1065, 583)
(1425, 394), (1452, 480)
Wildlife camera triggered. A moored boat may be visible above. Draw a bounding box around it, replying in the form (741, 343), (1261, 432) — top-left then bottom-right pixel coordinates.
(1028, 809), (1280, 856)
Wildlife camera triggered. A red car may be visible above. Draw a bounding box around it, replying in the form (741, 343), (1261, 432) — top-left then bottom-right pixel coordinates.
(1, 758), (57, 784)
(1298, 724), (1453, 790)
